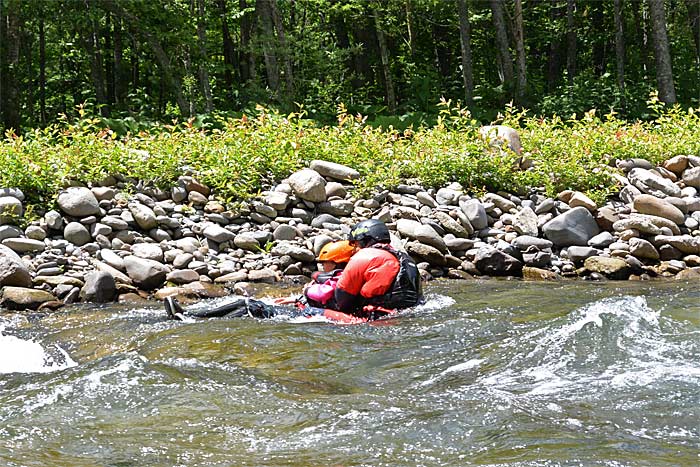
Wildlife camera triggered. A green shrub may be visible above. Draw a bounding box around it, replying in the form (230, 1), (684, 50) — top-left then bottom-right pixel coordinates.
(2, 101), (699, 218)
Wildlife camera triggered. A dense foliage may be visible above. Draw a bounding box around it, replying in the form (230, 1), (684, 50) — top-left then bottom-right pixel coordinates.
(1, 0), (699, 132)
(2, 101), (700, 223)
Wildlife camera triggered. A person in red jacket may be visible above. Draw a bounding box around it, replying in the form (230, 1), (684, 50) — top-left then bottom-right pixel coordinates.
(333, 219), (423, 318)
(164, 240), (358, 321)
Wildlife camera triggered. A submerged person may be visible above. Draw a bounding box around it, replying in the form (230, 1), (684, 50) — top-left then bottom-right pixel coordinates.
(274, 239), (356, 309)
(164, 220), (423, 323)
(164, 240), (360, 322)
(331, 219), (424, 319)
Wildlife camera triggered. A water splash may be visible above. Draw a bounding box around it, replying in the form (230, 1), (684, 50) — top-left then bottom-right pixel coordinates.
(0, 323), (77, 374)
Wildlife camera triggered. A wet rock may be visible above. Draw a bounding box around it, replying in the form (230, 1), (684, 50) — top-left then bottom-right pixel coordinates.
(80, 271), (117, 303)
(406, 241), (446, 266)
(473, 247), (523, 277)
(0, 244), (32, 287)
(123, 256), (169, 290)
(522, 266), (561, 281)
(583, 256), (630, 279)
(0, 286), (57, 310)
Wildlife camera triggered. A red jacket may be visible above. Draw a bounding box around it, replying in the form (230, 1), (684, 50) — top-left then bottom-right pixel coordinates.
(334, 246), (400, 313)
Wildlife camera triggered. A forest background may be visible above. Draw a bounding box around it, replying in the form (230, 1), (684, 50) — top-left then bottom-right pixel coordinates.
(0, 0), (697, 133)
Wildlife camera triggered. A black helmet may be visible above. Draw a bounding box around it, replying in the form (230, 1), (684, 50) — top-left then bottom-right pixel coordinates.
(349, 219), (391, 248)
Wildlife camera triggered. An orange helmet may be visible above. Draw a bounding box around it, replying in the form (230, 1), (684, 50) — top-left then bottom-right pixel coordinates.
(317, 240), (355, 264)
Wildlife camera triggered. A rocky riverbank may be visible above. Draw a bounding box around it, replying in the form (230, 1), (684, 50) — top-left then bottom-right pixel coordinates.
(0, 154), (699, 311)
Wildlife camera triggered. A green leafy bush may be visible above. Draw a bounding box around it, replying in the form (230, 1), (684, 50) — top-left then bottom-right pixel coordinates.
(2, 101), (699, 217)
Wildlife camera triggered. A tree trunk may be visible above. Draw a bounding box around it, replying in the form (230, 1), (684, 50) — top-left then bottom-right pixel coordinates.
(240, 0), (255, 81)
(105, 14), (115, 105)
(103, 0), (189, 115)
(490, 0), (514, 90)
(256, 0), (280, 94)
(634, 0), (650, 76)
(269, 0), (294, 96)
(647, 0), (676, 104)
(614, 0), (626, 110)
(84, 0), (108, 116)
(406, 0), (416, 58)
(374, 8), (396, 112)
(457, 0), (473, 103)
(3, 0), (22, 132)
(130, 34), (139, 92)
(547, 1), (564, 91)
(566, 0), (577, 83)
(217, 0), (236, 97)
(684, 0), (700, 64)
(513, 0), (527, 104)
(113, 17), (126, 105)
(39, 13), (47, 125)
(197, 0), (214, 112)
(591, 0), (605, 76)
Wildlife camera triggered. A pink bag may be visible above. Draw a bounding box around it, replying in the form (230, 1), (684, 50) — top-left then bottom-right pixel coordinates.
(305, 277), (338, 305)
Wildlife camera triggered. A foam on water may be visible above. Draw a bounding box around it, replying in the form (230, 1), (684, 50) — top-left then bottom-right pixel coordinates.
(0, 323), (77, 374)
(480, 295), (700, 399)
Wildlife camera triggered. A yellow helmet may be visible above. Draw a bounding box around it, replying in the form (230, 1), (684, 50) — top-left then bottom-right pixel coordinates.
(317, 240), (355, 264)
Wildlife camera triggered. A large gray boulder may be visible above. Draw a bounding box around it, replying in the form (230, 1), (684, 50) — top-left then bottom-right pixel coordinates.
(460, 199), (488, 230)
(203, 224), (235, 243)
(0, 244), (32, 287)
(0, 287), (57, 310)
(633, 194), (685, 225)
(64, 222), (91, 246)
(57, 187), (100, 217)
(628, 168), (682, 198)
(310, 160), (360, 181)
(0, 196), (23, 224)
(542, 206), (600, 247)
(80, 271), (117, 303)
(474, 247), (523, 277)
(128, 203), (158, 230)
(123, 256), (169, 290)
(287, 169), (327, 203)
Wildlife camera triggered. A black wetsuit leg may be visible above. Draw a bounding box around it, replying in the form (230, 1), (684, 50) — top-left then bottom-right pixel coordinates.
(186, 297), (249, 318)
(165, 296), (304, 320)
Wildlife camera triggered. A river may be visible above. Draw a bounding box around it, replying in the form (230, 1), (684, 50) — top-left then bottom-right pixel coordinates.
(0, 279), (699, 466)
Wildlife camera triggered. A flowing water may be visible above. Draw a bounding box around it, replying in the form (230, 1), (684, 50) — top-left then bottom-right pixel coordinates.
(0, 280), (699, 467)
